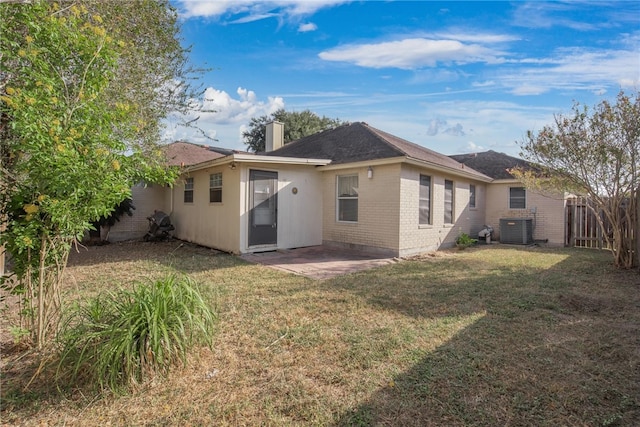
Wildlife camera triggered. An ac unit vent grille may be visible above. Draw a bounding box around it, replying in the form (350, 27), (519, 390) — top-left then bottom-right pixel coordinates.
(499, 218), (533, 244)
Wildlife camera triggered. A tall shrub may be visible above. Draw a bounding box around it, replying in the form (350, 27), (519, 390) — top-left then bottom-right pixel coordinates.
(1, 1), (187, 348)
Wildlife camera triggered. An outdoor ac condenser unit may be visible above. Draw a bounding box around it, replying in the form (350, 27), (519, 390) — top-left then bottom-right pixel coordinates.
(499, 218), (533, 244)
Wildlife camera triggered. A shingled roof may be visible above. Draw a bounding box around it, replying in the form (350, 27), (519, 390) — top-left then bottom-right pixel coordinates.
(163, 141), (236, 167)
(449, 150), (530, 180)
(265, 122), (489, 179)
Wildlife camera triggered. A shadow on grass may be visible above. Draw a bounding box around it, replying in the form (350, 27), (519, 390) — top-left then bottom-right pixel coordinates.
(67, 239), (246, 274)
(329, 247), (640, 426)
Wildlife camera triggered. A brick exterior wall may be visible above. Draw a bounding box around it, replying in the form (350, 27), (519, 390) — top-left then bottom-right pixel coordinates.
(322, 164), (401, 256)
(109, 183), (169, 241)
(485, 181), (566, 245)
(116, 163), (567, 256)
(398, 165), (485, 256)
(322, 163), (486, 257)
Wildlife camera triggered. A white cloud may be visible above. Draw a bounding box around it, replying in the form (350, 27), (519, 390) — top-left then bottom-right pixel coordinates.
(298, 22), (317, 32)
(430, 32), (519, 44)
(354, 99), (557, 156)
(512, 3), (599, 31)
(195, 86), (284, 123)
(177, 0), (348, 20)
(444, 123), (465, 137)
(503, 45), (640, 95)
(177, 0), (241, 18)
(319, 38), (505, 69)
(464, 141), (487, 153)
(472, 80), (496, 88)
(425, 119), (465, 137)
(163, 86), (284, 147)
(426, 118), (446, 136)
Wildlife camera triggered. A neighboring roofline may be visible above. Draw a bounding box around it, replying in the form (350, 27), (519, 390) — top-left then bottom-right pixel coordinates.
(404, 157), (493, 182)
(184, 153), (331, 172)
(318, 156), (493, 182)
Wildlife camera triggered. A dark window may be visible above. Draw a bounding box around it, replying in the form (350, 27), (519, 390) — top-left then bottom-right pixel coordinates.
(419, 175), (431, 224)
(469, 184), (476, 209)
(184, 177), (194, 203)
(209, 173), (222, 203)
(337, 175), (358, 222)
(444, 180), (454, 223)
(509, 187), (526, 209)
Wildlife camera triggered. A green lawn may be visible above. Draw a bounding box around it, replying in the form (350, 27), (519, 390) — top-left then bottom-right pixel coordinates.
(2, 242), (639, 426)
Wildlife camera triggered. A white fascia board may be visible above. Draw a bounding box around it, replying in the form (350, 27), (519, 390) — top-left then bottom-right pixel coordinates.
(318, 156), (493, 182)
(492, 178), (522, 184)
(233, 154), (331, 166)
(185, 154), (331, 172)
(317, 156), (406, 171)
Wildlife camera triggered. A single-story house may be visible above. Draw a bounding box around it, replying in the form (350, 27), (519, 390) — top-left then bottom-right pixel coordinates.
(111, 122), (567, 256)
(450, 150), (567, 246)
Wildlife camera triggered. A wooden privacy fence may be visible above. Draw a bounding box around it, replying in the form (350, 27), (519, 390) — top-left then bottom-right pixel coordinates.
(565, 196), (637, 251)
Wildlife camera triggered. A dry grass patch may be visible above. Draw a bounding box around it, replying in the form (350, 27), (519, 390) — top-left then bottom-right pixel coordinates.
(1, 242), (639, 426)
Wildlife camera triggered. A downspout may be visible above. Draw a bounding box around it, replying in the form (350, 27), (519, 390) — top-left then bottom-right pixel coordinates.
(170, 183), (174, 215)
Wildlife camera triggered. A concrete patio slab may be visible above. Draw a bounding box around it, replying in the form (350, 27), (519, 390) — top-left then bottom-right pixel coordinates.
(240, 246), (398, 280)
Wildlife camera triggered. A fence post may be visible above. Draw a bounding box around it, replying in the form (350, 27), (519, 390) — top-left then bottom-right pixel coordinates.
(0, 216), (4, 276)
(636, 186), (639, 270)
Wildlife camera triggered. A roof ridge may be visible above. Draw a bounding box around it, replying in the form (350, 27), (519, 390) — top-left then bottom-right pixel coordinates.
(348, 122), (402, 157)
(364, 123), (456, 161)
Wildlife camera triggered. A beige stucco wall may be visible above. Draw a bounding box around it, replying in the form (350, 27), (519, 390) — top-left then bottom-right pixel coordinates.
(238, 162), (324, 253)
(170, 162), (324, 254)
(109, 183), (169, 242)
(170, 165), (242, 253)
(321, 163), (487, 257)
(485, 181), (566, 245)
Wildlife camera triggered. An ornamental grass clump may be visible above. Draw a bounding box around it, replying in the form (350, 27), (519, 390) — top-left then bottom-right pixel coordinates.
(56, 275), (216, 392)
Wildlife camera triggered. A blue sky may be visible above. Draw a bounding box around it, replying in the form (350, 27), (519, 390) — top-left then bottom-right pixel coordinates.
(166, 1), (639, 157)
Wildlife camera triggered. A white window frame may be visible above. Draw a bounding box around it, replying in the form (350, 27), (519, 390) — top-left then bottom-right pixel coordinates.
(444, 179), (454, 224)
(509, 187), (526, 209)
(336, 174), (358, 222)
(209, 173), (222, 203)
(184, 177), (194, 203)
(469, 184), (476, 209)
(419, 174), (432, 225)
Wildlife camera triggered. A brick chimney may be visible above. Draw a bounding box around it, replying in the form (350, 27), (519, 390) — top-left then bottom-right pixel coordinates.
(265, 121), (284, 152)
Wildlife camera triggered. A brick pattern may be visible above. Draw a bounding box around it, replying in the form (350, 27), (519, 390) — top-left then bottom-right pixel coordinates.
(485, 183), (565, 245)
(322, 164), (401, 255)
(322, 164), (485, 257)
(398, 166), (484, 256)
(109, 184), (169, 241)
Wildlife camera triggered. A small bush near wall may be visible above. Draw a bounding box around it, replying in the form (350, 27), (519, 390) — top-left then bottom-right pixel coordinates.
(455, 232), (478, 249)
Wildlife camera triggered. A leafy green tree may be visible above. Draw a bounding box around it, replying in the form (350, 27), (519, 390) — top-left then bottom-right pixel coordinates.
(0, 1), (189, 348)
(243, 109), (346, 152)
(514, 90), (639, 269)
